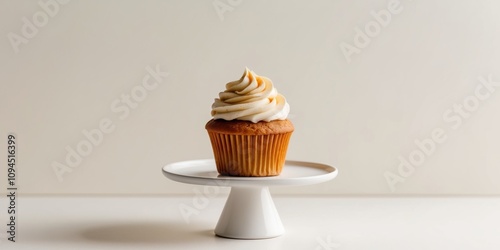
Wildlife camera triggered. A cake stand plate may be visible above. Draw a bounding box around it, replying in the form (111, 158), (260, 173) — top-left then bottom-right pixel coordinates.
(162, 159), (338, 239)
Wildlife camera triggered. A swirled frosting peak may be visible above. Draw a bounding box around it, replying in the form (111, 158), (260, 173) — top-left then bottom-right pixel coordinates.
(211, 68), (290, 123)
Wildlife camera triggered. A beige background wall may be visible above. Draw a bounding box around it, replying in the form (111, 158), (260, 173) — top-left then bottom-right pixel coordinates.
(1, 0), (499, 195)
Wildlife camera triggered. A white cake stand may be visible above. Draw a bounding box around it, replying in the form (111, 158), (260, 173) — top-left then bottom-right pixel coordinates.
(162, 159), (338, 239)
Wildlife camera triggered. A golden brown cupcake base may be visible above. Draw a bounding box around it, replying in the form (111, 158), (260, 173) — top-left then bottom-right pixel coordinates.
(206, 119), (294, 177)
(205, 119), (294, 135)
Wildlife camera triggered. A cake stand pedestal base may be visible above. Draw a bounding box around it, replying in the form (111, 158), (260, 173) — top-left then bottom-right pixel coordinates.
(214, 186), (283, 239)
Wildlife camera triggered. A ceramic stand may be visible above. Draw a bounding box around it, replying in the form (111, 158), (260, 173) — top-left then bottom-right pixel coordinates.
(163, 159), (337, 239)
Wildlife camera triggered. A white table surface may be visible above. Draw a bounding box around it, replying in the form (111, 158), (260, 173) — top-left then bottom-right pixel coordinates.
(0, 195), (499, 250)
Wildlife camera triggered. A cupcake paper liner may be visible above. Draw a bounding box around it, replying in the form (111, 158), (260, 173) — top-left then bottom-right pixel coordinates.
(207, 131), (292, 177)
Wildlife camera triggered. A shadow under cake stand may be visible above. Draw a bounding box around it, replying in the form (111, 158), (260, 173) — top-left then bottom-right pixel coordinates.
(162, 159), (338, 239)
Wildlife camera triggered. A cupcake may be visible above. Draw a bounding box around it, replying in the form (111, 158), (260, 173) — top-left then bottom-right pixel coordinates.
(206, 68), (294, 176)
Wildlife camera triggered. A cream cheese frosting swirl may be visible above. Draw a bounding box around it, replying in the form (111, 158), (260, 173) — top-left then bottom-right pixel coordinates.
(211, 68), (290, 123)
